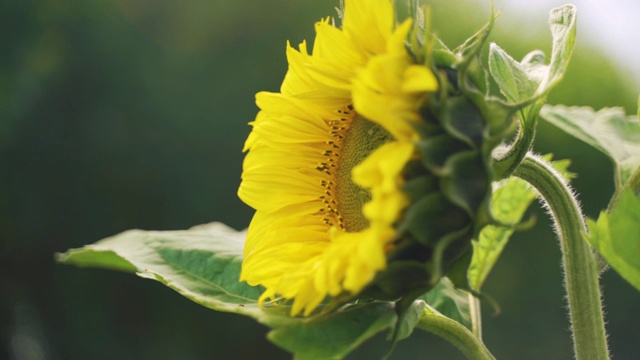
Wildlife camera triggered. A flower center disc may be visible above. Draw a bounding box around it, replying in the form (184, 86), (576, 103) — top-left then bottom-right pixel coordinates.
(335, 115), (393, 232)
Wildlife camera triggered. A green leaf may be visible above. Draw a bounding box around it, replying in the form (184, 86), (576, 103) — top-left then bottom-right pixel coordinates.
(541, 4), (577, 93)
(468, 177), (537, 291)
(394, 299), (427, 341)
(432, 39), (458, 68)
(489, 5), (576, 180)
(540, 105), (640, 188)
(585, 190), (640, 292)
(420, 277), (471, 329)
(268, 302), (397, 360)
(55, 222), (286, 322)
(391, 279), (471, 352)
(488, 47), (546, 104)
(454, 10), (495, 70)
(488, 4), (576, 105)
(57, 222), (406, 359)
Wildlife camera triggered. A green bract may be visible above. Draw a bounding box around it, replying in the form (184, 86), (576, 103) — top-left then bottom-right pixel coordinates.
(378, 22), (503, 298)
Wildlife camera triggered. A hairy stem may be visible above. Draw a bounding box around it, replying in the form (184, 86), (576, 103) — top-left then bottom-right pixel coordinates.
(514, 154), (610, 360)
(416, 305), (495, 360)
(493, 101), (543, 180)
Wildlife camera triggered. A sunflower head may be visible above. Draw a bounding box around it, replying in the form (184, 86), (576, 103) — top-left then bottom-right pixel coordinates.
(238, 0), (509, 316)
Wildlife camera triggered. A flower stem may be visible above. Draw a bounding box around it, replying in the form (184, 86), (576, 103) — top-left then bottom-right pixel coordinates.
(514, 154), (610, 360)
(416, 305), (495, 360)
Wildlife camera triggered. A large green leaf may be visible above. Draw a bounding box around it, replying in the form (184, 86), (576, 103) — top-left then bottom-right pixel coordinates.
(488, 4), (576, 105)
(55, 222), (283, 321)
(56, 222), (404, 358)
(269, 302), (397, 360)
(540, 105), (640, 188)
(585, 190), (640, 292)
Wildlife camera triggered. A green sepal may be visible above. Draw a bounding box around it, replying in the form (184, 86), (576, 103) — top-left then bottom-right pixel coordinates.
(393, 7), (506, 303)
(480, 99), (518, 149)
(431, 227), (473, 282)
(440, 96), (486, 149)
(401, 193), (470, 246)
(403, 0), (432, 65)
(417, 134), (470, 173)
(402, 175), (438, 201)
(428, 31), (458, 69)
(453, 9), (495, 76)
(364, 261), (432, 301)
(453, 6), (498, 101)
(440, 151), (490, 216)
(443, 244), (474, 289)
(413, 117), (445, 139)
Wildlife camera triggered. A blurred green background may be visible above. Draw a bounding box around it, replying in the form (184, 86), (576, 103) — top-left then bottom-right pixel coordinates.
(2, 0), (638, 359)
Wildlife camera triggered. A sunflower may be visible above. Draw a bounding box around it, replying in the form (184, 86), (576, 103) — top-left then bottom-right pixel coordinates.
(238, 0), (438, 316)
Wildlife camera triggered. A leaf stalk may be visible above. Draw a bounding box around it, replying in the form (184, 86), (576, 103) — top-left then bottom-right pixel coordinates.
(416, 305), (494, 360)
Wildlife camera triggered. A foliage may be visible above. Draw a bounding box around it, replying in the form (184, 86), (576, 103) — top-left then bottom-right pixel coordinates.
(586, 190), (640, 292)
(468, 177), (536, 291)
(57, 222), (472, 359)
(541, 105), (640, 188)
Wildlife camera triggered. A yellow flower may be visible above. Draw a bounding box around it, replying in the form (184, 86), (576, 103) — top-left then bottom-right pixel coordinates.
(238, 0), (438, 316)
